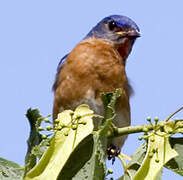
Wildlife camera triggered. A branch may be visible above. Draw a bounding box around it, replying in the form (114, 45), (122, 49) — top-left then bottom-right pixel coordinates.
(109, 123), (153, 137)
(165, 106), (183, 122)
(100, 89), (183, 138)
(108, 118), (183, 138)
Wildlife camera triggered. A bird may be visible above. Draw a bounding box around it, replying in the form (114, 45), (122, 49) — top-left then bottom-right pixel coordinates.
(52, 15), (140, 160)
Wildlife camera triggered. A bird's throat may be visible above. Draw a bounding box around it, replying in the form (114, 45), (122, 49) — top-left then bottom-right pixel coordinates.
(117, 38), (135, 64)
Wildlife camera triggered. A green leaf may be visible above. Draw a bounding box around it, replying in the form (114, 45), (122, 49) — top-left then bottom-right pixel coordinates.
(31, 138), (50, 159)
(121, 133), (178, 180)
(165, 137), (183, 176)
(100, 88), (121, 125)
(133, 133), (178, 180)
(58, 134), (94, 180)
(24, 109), (42, 175)
(119, 143), (147, 180)
(69, 133), (106, 180)
(24, 105), (94, 180)
(0, 158), (24, 180)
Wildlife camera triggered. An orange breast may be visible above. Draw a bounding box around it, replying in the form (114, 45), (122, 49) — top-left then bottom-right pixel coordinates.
(53, 37), (130, 119)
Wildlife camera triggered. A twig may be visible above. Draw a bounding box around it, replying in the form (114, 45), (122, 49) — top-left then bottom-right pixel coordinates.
(107, 106), (183, 138)
(165, 106), (183, 122)
(108, 123), (154, 137)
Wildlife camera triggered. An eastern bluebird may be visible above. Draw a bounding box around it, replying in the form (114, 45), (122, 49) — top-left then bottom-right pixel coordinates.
(53, 15), (140, 158)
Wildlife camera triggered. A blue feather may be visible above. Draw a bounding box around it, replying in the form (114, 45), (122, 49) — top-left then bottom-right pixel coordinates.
(52, 54), (68, 91)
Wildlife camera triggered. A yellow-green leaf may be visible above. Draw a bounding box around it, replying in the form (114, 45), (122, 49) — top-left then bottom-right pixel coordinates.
(133, 133), (178, 180)
(24, 105), (94, 180)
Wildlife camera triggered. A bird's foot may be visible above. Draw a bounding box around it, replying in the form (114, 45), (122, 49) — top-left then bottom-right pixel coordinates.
(107, 144), (120, 164)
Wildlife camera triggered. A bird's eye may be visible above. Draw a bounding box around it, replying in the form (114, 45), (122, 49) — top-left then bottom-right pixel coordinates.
(108, 21), (118, 31)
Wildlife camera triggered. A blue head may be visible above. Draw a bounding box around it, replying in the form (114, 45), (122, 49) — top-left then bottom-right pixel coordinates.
(86, 15), (140, 46)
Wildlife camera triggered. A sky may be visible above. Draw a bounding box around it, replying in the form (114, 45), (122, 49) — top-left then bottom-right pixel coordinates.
(0, 0), (183, 179)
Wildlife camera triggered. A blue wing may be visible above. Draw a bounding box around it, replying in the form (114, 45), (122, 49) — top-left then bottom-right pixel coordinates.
(56, 54), (68, 72)
(52, 54), (68, 91)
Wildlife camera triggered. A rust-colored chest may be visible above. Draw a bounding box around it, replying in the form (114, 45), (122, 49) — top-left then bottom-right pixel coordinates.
(53, 38), (130, 118)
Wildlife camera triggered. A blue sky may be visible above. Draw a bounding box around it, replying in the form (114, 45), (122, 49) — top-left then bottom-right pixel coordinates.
(0, 0), (183, 179)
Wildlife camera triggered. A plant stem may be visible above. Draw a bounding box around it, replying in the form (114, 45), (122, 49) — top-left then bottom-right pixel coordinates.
(165, 106), (183, 122)
(108, 123), (154, 137)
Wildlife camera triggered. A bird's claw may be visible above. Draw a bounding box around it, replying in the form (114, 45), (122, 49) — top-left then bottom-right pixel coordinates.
(107, 144), (120, 164)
